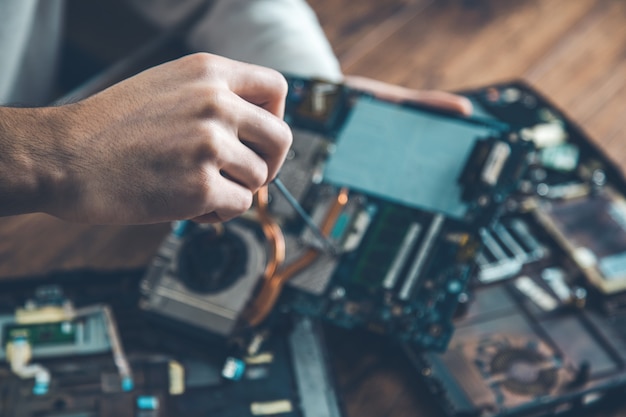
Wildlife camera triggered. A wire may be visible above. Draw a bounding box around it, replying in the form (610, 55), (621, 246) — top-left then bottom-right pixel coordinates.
(245, 188), (349, 327)
(73, 305), (134, 391)
(255, 186), (286, 280)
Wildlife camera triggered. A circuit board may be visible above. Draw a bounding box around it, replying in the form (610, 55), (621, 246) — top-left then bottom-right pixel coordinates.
(403, 82), (626, 416)
(0, 270), (342, 417)
(140, 76), (533, 351)
(270, 77), (532, 350)
(139, 77), (535, 352)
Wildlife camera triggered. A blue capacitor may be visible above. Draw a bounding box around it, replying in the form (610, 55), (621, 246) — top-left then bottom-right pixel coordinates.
(136, 395), (159, 410)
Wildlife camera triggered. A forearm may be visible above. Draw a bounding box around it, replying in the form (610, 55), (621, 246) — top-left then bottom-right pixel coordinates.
(0, 106), (72, 216)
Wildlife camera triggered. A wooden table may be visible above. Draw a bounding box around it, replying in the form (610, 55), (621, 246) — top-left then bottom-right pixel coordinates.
(1, 0), (625, 416)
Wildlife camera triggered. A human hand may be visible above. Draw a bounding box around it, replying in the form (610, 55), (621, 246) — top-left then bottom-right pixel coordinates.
(344, 75), (473, 116)
(1, 53), (292, 224)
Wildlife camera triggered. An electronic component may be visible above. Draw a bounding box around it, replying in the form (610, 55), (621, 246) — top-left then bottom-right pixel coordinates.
(270, 84), (531, 351)
(0, 271), (344, 417)
(321, 97), (508, 220)
(140, 221), (266, 336)
(0, 286), (111, 359)
(0, 286), (133, 394)
(404, 81), (626, 417)
(280, 200), (481, 350)
(536, 181), (591, 200)
(0, 356), (172, 417)
(534, 187), (626, 294)
(287, 317), (342, 417)
(272, 93), (528, 349)
(140, 78), (532, 351)
(539, 143), (580, 172)
(284, 78), (348, 133)
(406, 275), (626, 417)
(476, 218), (547, 283)
(521, 122), (568, 148)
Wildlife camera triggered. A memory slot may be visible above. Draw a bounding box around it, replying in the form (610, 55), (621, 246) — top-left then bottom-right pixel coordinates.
(480, 228), (508, 261)
(399, 214), (445, 300)
(508, 219), (544, 255)
(382, 222), (422, 290)
(493, 223), (528, 259)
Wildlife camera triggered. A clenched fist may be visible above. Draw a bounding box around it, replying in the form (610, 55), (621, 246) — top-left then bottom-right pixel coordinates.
(0, 53), (292, 224)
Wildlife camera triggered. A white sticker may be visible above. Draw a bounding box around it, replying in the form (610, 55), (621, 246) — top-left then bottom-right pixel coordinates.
(515, 276), (558, 311)
(251, 400), (294, 416)
(573, 247), (597, 268)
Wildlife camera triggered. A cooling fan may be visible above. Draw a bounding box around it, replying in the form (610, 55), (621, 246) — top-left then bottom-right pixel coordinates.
(472, 336), (573, 407)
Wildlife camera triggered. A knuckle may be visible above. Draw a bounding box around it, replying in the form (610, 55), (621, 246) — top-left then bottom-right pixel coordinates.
(266, 121), (292, 180)
(184, 52), (221, 78)
(194, 137), (220, 162)
(251, 66), (288, 100)
(250, 162), (269, 190)
(257, 67), (289, 105)
(198, 86), (230, 115)
(193, 118), (215, 138)
(279, 119), (293, 144)
(274, 119), (293, 151)
(191, 121), (223, 155)
(268, 70), (289, 98)
(234, 190), (254, 214)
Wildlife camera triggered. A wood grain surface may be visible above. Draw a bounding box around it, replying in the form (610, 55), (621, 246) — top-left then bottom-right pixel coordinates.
(1, 1), (625, 416)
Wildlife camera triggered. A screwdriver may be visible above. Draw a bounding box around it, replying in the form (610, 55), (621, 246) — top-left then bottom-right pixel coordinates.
(272, 177), (338, 254)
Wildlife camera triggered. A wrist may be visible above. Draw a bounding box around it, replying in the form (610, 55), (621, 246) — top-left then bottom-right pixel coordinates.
(0, 106), (77, 217)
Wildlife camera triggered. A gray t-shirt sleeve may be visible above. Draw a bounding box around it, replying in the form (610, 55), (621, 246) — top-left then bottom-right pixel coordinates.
(130, 0), (343, 82)
(0, 0), (64, 106)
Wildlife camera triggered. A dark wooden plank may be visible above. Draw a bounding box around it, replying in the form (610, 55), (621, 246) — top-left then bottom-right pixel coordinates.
(307, 0), (427, 65)
(522, 0), (626, 165)
(335, 0), (599, 88)
(0, 214), (167, 277)
(524, 0), (626, 112)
